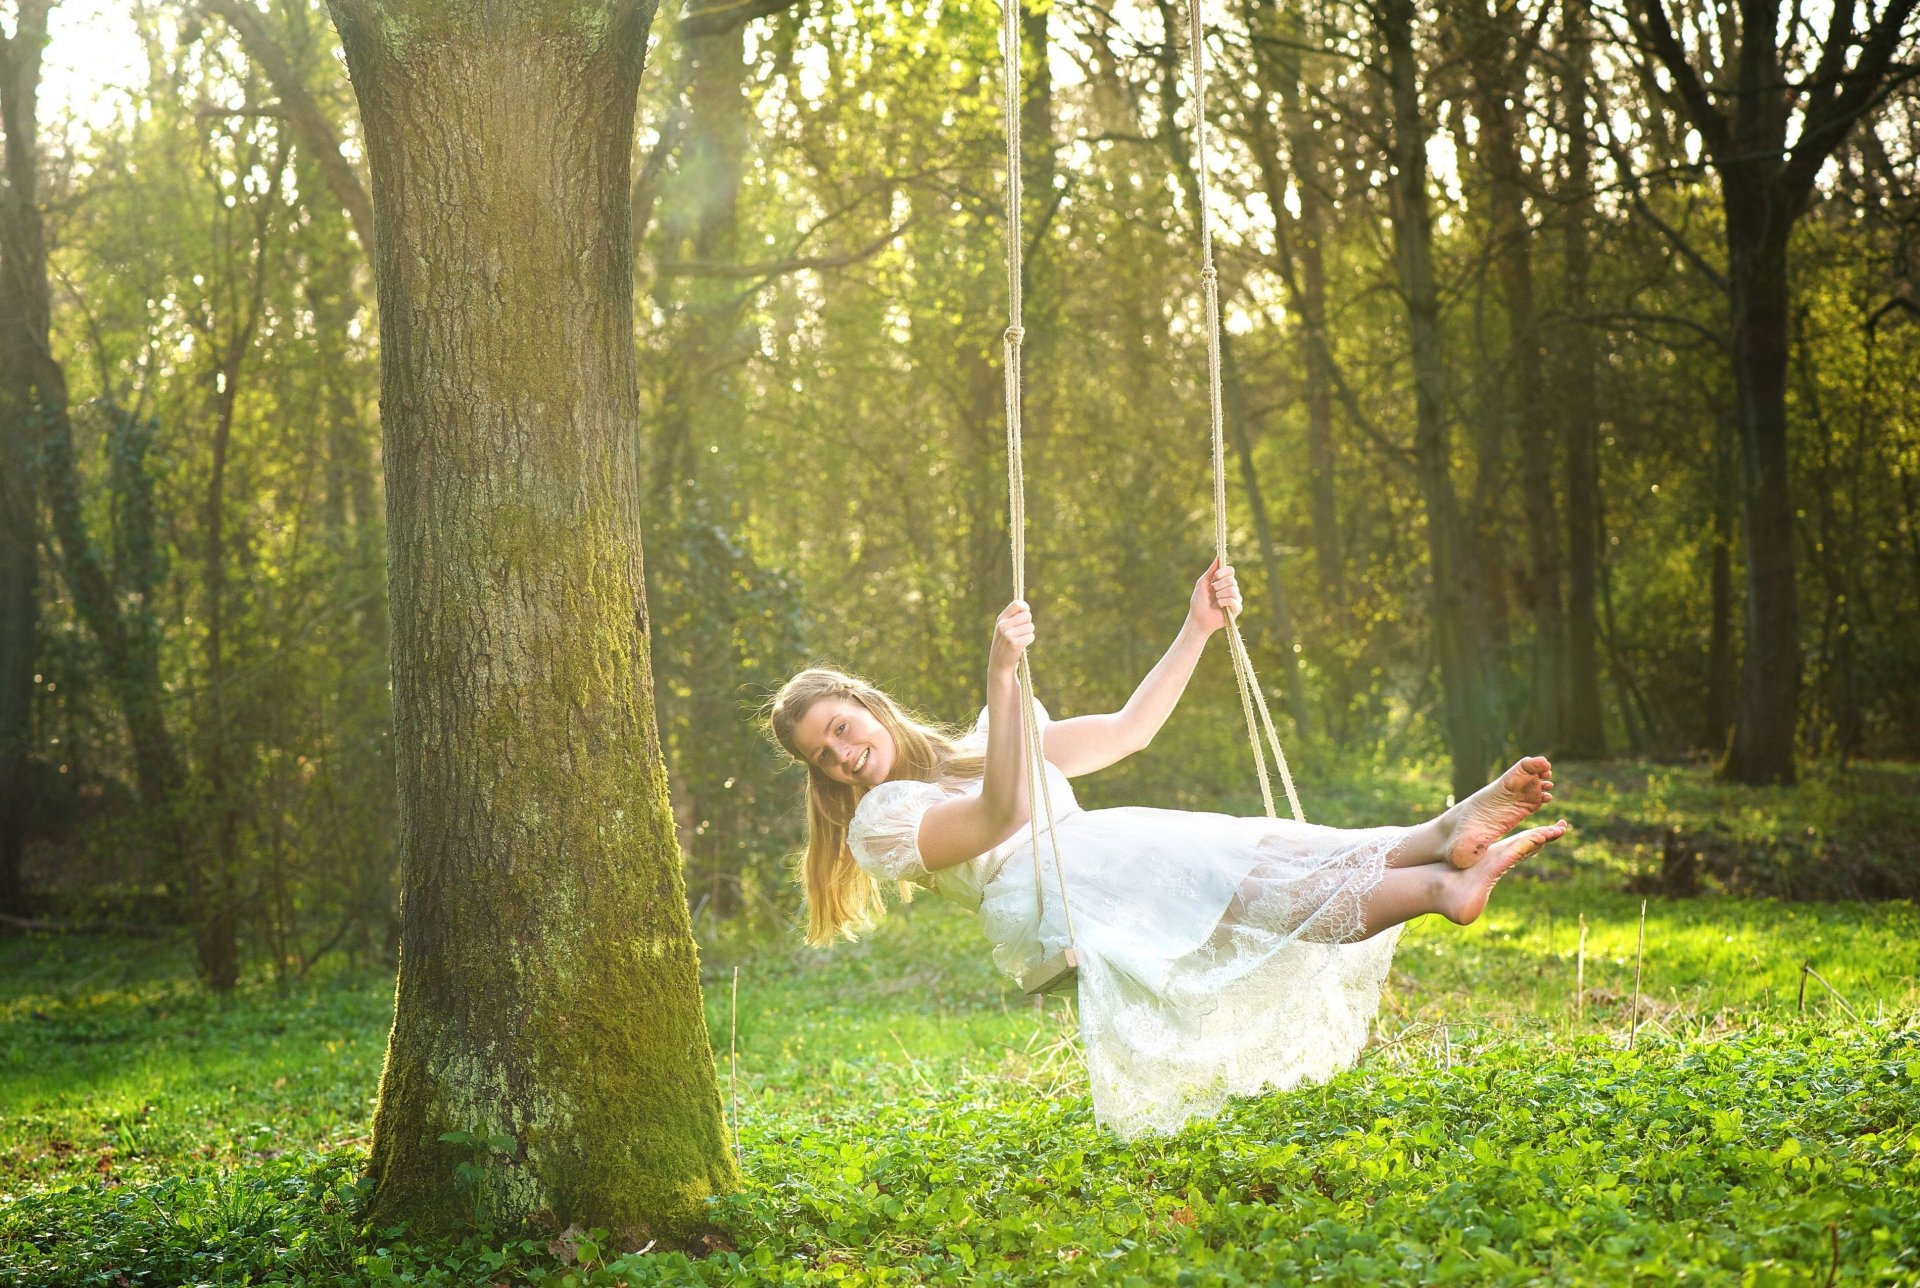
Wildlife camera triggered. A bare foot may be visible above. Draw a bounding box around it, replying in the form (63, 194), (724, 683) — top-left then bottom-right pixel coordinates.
(1442, 756), (1555, 869)
(1443, 818), (1569, 925)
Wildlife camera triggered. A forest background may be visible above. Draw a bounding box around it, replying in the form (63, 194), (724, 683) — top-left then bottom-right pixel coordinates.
(1, 0), (1917, 986)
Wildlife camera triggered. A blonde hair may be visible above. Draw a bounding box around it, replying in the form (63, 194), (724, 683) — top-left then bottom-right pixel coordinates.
(767, 668), (983, 946)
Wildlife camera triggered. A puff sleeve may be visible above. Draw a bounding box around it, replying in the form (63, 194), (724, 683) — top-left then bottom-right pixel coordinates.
(972, 696), (1051, 736)
(847, 779), (956, 882)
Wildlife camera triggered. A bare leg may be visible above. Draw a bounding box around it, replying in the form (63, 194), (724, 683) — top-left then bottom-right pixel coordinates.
(1385, 816), (1450, 868)
(1353, 819), (1570, 940)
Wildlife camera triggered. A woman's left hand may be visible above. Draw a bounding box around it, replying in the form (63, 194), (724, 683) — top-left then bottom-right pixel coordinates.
(1188, 557), (1242, 634)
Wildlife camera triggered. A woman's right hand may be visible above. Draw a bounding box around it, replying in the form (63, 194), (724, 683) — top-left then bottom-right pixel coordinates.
(989, 599), (1035, 676)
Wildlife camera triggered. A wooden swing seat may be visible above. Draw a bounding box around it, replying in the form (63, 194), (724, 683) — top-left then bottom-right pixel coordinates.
(1019, 947), (1080, 997)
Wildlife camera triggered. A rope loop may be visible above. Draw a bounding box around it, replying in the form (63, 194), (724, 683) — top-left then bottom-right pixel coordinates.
(1200, 266), (1218, 284)
(1004, 325), (1025, 345)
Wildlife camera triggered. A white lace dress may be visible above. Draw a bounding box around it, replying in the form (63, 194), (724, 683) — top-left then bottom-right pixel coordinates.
(846, 699), (1407, 1139)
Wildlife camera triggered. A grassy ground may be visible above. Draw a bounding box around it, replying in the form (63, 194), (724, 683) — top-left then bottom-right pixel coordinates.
(2, 761), (1918, 1284)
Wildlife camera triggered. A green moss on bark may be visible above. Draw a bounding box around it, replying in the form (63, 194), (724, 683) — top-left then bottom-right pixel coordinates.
(333, 0), (738, 1246)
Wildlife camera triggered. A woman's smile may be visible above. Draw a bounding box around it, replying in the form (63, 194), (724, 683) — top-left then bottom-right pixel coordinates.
(797, 697), (894, 787)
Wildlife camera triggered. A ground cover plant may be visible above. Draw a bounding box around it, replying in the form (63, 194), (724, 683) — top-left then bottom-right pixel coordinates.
(2, 764), (1917, 1284)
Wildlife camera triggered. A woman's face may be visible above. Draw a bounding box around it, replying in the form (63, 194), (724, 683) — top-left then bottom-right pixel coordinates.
(792, 697), (895, 788)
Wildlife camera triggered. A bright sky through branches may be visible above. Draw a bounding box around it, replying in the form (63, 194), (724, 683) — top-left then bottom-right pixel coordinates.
(39, 1), (148, 137)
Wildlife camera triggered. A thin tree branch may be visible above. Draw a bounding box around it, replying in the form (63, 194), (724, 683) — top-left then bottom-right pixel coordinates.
(1626, 0), (1734, 158)
(200, 0), (374, 252)
(658, 219), (910, 281)
(632, 97), (691, 250)
(676, 0), (808, 40)
(1784, 0), (1920, 198)
(1599, 132), (1731, 291)
(1571, 308), (1731, 351)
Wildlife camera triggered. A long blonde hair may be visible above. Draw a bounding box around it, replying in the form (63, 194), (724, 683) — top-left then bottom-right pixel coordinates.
(767, 668), (984, 946)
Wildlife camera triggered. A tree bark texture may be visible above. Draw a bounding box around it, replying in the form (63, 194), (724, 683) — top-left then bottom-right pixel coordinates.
(0, 1), (52, 917)
(1381, 0), (1499, 798)
(328, 0), (738, 1242)
(1721, 188), (1800, 783)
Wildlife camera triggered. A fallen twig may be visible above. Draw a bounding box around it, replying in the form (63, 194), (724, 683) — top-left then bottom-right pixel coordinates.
(1801, 963), (1860, 1022)
(1629, 900), (1647, 1051)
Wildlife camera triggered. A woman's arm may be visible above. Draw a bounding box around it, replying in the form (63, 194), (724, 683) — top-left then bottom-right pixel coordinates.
(914, 600), (1036, 870)
(1043, 559), (1242, 778)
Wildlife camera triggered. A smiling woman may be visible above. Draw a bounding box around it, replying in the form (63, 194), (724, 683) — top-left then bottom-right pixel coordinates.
(768, 669), (985, 941)
(795, 696), (896, 787)
(765, 565), (1571, 1140)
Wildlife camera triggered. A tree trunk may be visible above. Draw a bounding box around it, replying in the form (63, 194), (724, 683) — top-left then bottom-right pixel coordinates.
(1244, 0), (1341, 595)
(1721, 185), (1799, 785)
(648, 7), (756, 918)
(0, 1), (52, 919)
(1381, 0), (1498, 798)
(1153, 2), (1308, 730)
(1622, 0), (1920, 780)
(1702, 410), (1737, 752)
(1297, 181), (1340, 604)
(1240, 0), (1354, 740)
(1471, 19), (1565, 750)
(1558, 0), (1605, 758)
(310, 242), (396, 962)
(647, 3), (752, 510)
(1221, 335), (1310, 732)
(196, 361), (244, 991)
(192, 132), (287, 991)
(6, 0), (203, 943)
(328, 0), (738, 1242)
(37, 393), (198, 944)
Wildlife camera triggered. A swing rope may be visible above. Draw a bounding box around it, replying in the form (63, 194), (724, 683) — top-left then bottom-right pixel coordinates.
(1185, 0), (1305, 826)
(1000, 0), (1077, 951)
(998, 0), (1306, 981)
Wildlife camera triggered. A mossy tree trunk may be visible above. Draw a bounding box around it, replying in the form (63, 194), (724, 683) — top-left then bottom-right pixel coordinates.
(328, 0), (739, 1243)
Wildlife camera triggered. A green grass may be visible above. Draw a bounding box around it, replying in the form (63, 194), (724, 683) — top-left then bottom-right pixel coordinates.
(3, 761), (1919, 1284)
